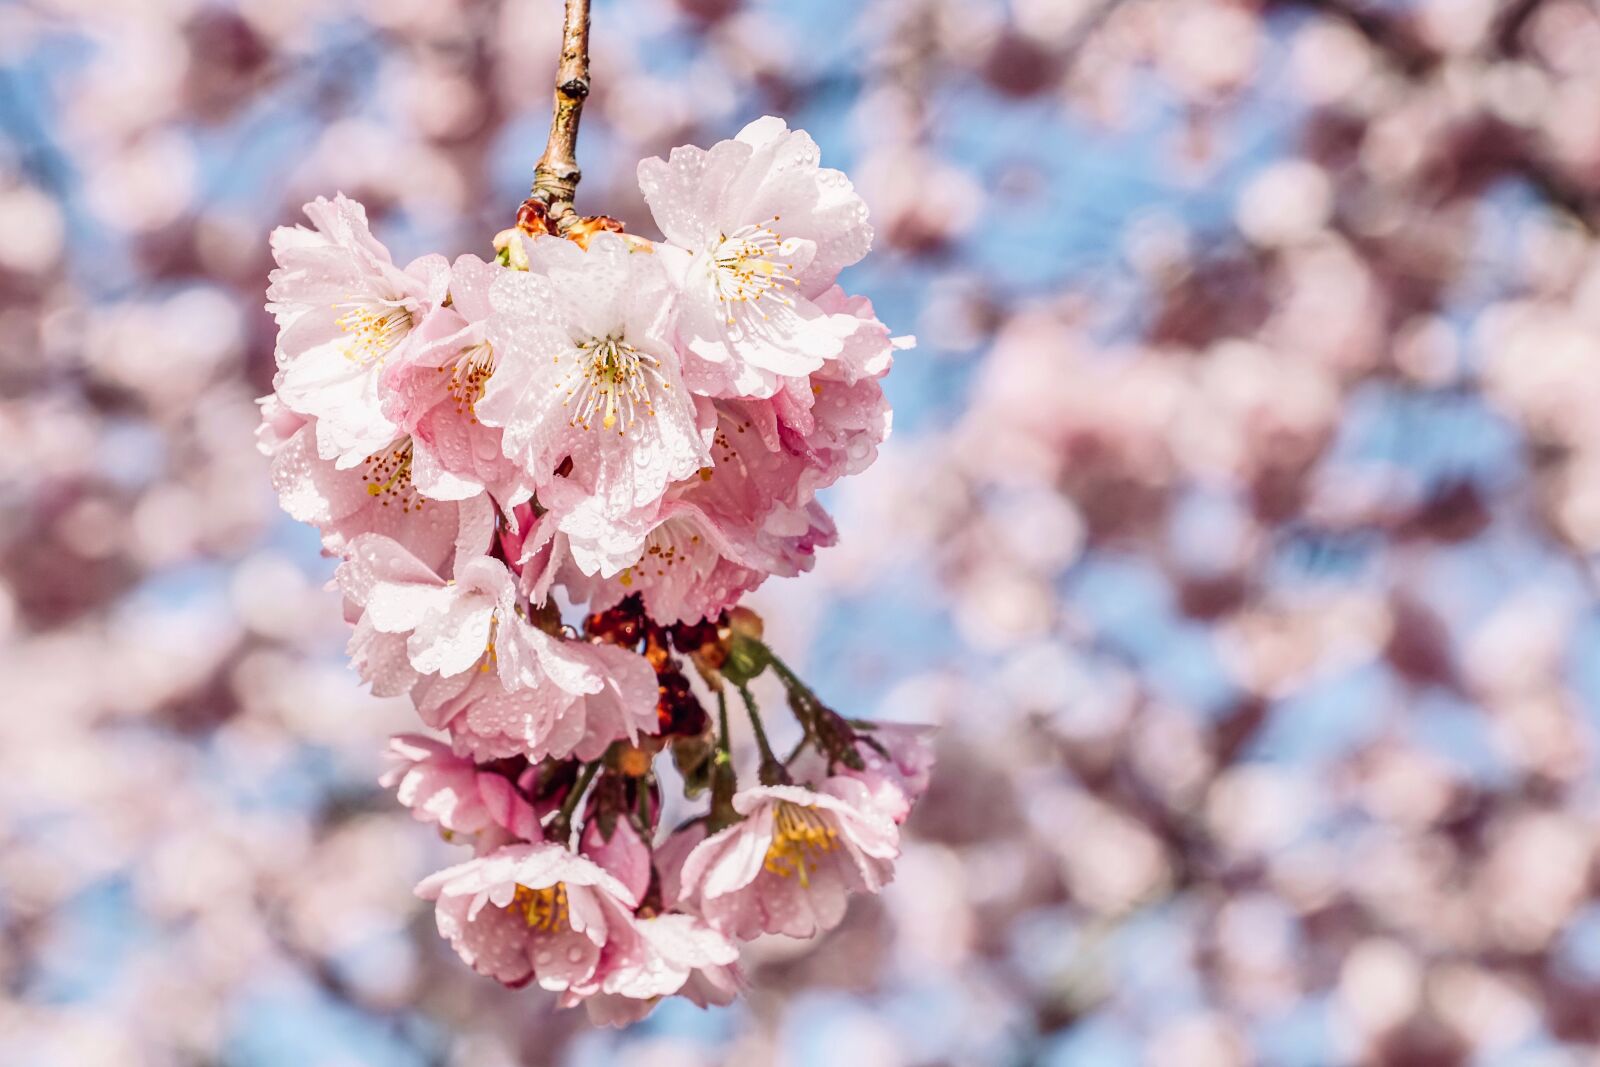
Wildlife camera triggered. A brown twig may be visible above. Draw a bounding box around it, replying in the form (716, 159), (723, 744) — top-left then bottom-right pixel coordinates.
(530, 0), (591, 232)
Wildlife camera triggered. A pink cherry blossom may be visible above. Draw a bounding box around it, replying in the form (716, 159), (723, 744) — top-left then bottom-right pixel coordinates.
(416, 842), (640, 990)
(334, 531), (514, 684)
(562, 401), (840, 623)
(838, 723), (938, 825)
(653, 819), (707, 914)
(811, 285), (901, 384)
(475, 232), (713, 577)
(580, 817), (653, 905)
(253, 393), (304, 455)
(639, 116), (874, 397)
(605, 499), (837, 625)
(338, 533), (659, 761)
(763, 286), (906, 500)
(267, 194), (451, 467)
(676, 777), (901, 940)
(601, 504), (780, 625)
(265, 417), (469, 574)
(863, 723), (936, 802)
(379, 254), (533, 506)
(415, 631), (658, 764)
(566, 912), (741, 1026)
(242, 84), (916, 1028)
(381, 734), (540, 842)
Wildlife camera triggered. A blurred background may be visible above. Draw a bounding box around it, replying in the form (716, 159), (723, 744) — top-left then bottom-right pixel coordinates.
(7, 0), (1600, 1063)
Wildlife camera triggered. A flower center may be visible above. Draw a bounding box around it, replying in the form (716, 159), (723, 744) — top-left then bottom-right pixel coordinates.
(557, 336), (668, 436)
(711, 219), (797, 324)
(335, 301), (412, 366)
(511, 883), (569, 931)
(361, 439), (423, 511)
(440, 342), (496, 422)
(618, 519), (704, 587)
(763, 802), (838, 887)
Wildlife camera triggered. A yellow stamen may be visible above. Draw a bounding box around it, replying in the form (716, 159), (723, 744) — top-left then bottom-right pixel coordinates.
(334, 301), (412, 366)
(511, 883), (569, 930)
(556, 336), (666, 436)
(712, 218), (797, 323)
(763, 802), (838, 888)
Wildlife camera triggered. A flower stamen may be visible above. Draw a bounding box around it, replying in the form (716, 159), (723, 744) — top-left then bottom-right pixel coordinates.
(712, 217), (797, 325)
(556, 336), (667, 436)
(763, 802), (838, 887)
(360, 439), (423, 511)
(440, 342), (496, 422)
(335, 301), (412, 366)
(511, 883), (569, 931)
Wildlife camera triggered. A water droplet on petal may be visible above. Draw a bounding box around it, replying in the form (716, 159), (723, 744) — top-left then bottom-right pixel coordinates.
(567, 946), (584, 963)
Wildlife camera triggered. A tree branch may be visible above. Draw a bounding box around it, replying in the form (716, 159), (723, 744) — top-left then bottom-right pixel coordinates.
(530, 0), (591, 231)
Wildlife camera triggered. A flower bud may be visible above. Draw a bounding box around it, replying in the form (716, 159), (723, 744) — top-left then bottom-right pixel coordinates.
(491, 227), (531, 270)
(727, 605), (764, 640)
(719, 632), (770, 685)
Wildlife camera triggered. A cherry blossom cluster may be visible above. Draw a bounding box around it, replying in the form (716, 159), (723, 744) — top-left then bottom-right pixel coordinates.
(257, 117), (929, 1024)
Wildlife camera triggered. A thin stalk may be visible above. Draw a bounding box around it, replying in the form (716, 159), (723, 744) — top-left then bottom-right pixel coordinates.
(709, 687), (738, 829)
(766, 646), (822, 717)
(736, 682), (787, 784)
(716, 687), (732, 756)
(766, 648), (811, 698)
(549, 760), (599, 841)
(764, 644), (823, 743)
(636, 777), (652, 828)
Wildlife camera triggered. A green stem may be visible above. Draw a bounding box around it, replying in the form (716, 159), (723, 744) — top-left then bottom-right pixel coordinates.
(709, 687), (739, 829)
(636, 776), (652, 828)
(716, 687), (732, 756)
(765, 645), (824, 743)
(550, 761), (599, 842)
(736, 682), (788, 784)
(766, 649), (814, 702)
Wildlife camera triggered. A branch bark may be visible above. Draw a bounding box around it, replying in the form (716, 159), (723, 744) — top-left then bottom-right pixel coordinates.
(530, 0), (591, 231)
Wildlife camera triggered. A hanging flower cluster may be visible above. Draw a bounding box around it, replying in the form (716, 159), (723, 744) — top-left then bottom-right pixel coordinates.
(258, 117), (929, 1024)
